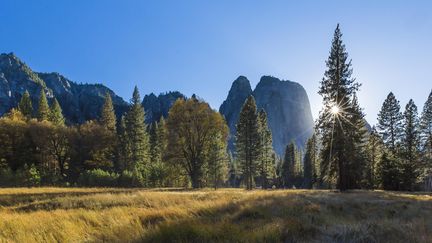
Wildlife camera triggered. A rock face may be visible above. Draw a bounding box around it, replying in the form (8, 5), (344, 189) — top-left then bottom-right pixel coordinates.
(220, 75), (314, 156)
(142, 91), (186, 123)
(0, 53), (187, 124)
(219, 76), (253, 152)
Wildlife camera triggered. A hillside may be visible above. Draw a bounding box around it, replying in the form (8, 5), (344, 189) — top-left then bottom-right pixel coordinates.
(0, 188), (430, 242)
(220, 76), (314, 155)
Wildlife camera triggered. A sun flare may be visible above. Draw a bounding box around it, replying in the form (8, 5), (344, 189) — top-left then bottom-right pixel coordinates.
(330, 105), (340, 115)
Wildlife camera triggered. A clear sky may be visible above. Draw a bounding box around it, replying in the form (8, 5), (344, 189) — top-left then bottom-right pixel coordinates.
(1, 0), (431, 124)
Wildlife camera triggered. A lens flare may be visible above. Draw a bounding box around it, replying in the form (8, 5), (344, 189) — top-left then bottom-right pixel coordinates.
(331, 105), (340, 115)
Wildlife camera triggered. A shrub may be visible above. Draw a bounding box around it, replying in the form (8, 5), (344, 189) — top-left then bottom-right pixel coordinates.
(77, 169), (119, 187)
(0, 164), (41, 187)
(118, 169), (145, 187)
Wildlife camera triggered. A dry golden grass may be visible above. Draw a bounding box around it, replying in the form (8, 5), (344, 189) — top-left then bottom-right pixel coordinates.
(0, 188), (431, 242)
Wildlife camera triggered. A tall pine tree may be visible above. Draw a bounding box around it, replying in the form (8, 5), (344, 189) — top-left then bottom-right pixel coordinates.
(49, 98), (65, 126)
(18, 90), (33, 119)
(401, 99), (420, 190)
(257, 109), (275, 189)
(124, 86), (150, 175)
(420, 91), (432, 177)
(281, 142), (296, 188)
(236, 95), (261, 190)
(100, 92), (116, 132)
(317, 24), (363, 191)
(37, 89), (50, 122)
(377, 92), (403, 153)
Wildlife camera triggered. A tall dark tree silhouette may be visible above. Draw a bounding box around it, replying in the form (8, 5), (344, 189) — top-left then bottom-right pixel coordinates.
(377, 92), (403, 153)
(401, 99), (420, 190)
(420, 91), (432, 176)
(317, 24), (363, 191)
(236, 95), (261, 190)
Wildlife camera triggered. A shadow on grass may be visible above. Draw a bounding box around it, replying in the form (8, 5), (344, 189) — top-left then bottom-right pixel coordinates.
(131, 190), (432, 243)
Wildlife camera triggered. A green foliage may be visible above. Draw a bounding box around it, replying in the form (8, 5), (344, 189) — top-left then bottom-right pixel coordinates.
(206, 132), (228, 189)
(365, 127), (384, 189)
(420, 91), (432, 180)
(49, 98), (65, 126)
(257, 109), (275, 189)
(77, 169), (119, 187)
(166, 96), (228, 188)
(100, 92), (117, 132)
(236, 95), (261, 190)
(18, 90), (33, 119)
(124, 86), (150, 174)
(400, 99), (420, 190)
(281, 142), (296, 188)
(317, 24), (364, 191)
(377, 92), (403, 153)
(378, 152), (401, 190)
(37, 89), (50, 122)
(0, 165), (41, 187)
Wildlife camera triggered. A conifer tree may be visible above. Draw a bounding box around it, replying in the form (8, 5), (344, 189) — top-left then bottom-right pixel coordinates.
(317, 24), (362, 191)
(236, 95), (261, 190)
(100, 92), (116, 132)
(281, 142), (296, 188)
(37, 90), (50, 122)
(420, 91), (432, 176)
(378, 151), (400, 190)
(303, 136), (316, 189)
(124, 86), (150, 174)
(18, 90), (33, 119)
(207, 132), (228, 189)
(345, 94), (368, 188)
(365, 127), (383, 188)
(49, 98), (65, 126)
(401, 99), (420, 190)
(257, 109), (275, 189)
(377, 92), (403, 153)
(117, 115), (130, 172)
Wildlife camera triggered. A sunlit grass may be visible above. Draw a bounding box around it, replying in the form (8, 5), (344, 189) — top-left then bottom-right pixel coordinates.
(0, 188), (430, 242)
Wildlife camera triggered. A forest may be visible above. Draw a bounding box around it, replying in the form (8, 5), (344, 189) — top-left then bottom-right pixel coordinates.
(0, 25), (431, 192)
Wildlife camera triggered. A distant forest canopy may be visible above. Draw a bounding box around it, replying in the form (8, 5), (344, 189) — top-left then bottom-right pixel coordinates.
(0, 24), (431, 191)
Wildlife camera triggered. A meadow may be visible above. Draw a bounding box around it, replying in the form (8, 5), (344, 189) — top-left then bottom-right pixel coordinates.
(0, 188), (431, 242)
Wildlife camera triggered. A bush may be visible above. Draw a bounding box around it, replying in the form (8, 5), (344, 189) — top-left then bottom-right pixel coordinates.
(118, 169), (145, 187)
(0, 164), (41, 187)
(77, 169), (119, 187)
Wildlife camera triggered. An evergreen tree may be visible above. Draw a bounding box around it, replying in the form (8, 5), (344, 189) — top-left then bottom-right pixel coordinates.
(317, 24), (362, 191)
(257, 109), (275, 189)
(18, 90), (33, 119)
(303, 136), (316, 189)
(49, 98), (65, 126)
(400, 99), (420, 190)
(420, 91), (432, 177)
(345, 94), (368, 188)
(37, 90), (50, 122)
(100, 92), (116, 132)
(117, 115), (130, 172)
(124, 86), (150, 175)
(281, 142), (296, 188)
(235, 95), (261, 190)
(207, 132), (228, 189)
(378, 151), (400, 190)
(377, 92), (403, 153)
(365, 127), (383, 188)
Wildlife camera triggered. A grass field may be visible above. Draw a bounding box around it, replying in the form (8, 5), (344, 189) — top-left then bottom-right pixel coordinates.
(0, 188), (431, 242)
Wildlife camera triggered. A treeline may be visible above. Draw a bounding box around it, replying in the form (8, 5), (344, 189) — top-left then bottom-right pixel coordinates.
(1, 25), (431, 191)
(312, 24), (432, 191)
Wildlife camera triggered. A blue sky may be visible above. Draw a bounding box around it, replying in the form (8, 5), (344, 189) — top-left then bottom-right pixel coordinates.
(1, 0), (432, 124)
